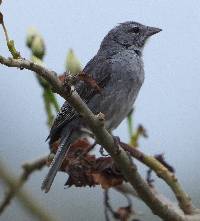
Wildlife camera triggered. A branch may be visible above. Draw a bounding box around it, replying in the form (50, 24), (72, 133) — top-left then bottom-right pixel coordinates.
(120, 142), (194, 214)
(115, 183), (200, 221)
(0, 159), (55, 221)
(0, 56), (189, 221)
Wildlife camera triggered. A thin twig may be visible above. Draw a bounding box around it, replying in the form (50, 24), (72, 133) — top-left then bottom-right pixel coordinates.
(104, 189), (118, 220)
(0, 12), (20, 58)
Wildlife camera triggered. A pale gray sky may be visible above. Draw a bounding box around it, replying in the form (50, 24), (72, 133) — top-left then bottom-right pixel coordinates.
(0, 1), (200, 221)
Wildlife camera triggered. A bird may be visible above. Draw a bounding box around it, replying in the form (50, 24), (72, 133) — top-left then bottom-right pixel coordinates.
(41, 21), (161, 193)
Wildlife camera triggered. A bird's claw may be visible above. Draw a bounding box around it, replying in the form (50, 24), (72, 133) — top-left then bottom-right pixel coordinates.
(112, 136), (121, 155)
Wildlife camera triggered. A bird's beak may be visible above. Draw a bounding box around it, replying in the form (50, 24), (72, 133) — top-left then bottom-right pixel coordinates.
(146, 26), (162, 36)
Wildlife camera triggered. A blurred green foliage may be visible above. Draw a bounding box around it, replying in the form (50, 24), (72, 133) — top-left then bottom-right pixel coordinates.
(66, 48), (82, 75)
(26, 28), (59, 127)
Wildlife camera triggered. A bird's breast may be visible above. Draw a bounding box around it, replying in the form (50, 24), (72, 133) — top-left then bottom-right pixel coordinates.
(91, 51), (144, 130)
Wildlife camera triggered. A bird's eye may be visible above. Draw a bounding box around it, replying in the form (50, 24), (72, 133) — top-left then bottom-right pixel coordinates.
(128, 27), (140, 34)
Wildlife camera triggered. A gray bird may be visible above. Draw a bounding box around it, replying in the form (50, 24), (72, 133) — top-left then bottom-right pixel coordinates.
(41, 21), (161, 193)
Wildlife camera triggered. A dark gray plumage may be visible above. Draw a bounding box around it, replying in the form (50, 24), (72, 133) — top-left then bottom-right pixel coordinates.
(41, 21), (161, 192)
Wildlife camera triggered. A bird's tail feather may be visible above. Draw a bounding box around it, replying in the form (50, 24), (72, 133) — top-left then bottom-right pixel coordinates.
(41, 130), (74, 193)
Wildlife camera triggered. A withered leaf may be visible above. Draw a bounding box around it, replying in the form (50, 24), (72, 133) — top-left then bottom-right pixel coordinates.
(78, 72), (101, 92)
(0, 12), (3, 24)
(50, 138), (126, 188)
(116, 206), (134, 221)
(58, 74), (65, 83)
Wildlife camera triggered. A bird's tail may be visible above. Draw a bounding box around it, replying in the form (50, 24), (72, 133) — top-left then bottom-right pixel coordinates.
(41, 129), (74, 193)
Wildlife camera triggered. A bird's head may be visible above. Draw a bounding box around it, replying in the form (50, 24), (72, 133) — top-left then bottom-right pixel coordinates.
(101, 21), (161, 51)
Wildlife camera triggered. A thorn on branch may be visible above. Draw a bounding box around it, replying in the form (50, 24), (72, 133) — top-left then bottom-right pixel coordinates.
(154, 154), (175, 173)
(146, 169), (155, 187)
(96, 112), (105, 127)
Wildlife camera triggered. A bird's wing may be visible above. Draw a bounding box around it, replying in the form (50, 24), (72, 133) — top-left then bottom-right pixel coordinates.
(48, 56), (112, 143)
(47, 102), (77, 143)
(77, 55), (112, 101)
